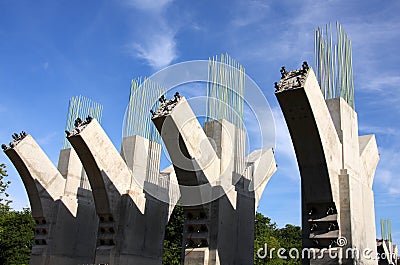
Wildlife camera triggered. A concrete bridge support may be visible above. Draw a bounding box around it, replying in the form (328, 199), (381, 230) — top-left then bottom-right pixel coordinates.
(275, 65), (379, 264)
(67, 118), (179, 265)
(152, 96), (277, 265)
(3, 134), (98, 265)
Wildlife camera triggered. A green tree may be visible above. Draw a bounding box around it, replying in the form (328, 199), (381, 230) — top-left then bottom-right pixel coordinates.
(254, 212), (282, 265)
(254, 212), (302, 265)
(0, 208), (34, 265)
(0, 163), (35, 265)
(275, 224), (302, 264)
(163, 205), (184, 264)
(277, 224), (302, 252)
(0, 163), (12, 208)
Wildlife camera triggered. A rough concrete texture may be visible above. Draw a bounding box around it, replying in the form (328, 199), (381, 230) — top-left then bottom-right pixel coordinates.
(152, 96), (277, 265)
(3, 135), (98, 265)
(153, 97), (221, 186)
(158, 165), (180, 219)
(67, 119), (179, 265)
(275, 66), (379, 264)
(245, 148), (277, 210)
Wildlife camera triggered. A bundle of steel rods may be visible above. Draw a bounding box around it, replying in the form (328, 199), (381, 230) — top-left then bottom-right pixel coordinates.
(206, 53), (245, 128)
(123, 77), (166, 143)
(63, 95), (103, 149)
(315, 22), (355, 108)
(381, 219), (393, 242)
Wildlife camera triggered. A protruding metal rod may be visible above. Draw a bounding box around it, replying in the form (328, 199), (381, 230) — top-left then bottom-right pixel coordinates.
(123, 77), (166, 143)
(206, 53), (245, 129)
(63, 96), (103, 149)
(314, 22), (355, 109)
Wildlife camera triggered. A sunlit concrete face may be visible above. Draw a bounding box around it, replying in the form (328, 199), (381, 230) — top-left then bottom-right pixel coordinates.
(3, 79), (275, 265)
(275, 65), (379, 265)
(3, 134), (98, 265)
(67, 118), (179, 265)
(152, 95), (277, 265)
(3, 118), (180, 265)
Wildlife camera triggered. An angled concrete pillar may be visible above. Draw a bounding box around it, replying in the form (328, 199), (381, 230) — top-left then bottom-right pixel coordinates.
(2, 134), (98, 265)
(67, 118), (178, 265)
(152, 96), (277, 265)
(275, 65), (379, 264)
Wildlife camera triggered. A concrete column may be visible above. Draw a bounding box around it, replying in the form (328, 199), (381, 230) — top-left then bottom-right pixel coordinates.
(275, 65), (379, 265)
(67, 119), (176, 265)
(152, 95), (277, 265)
(3, 135), (98, 265)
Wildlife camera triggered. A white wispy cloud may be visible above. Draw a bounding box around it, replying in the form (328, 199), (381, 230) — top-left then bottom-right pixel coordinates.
(43, 62), (49, 70)
(374, 146), (400, 195)
(231, 0), (269, 27)
(123, 0), (173, 12)
(359, 75), (400, 92)
(0, 104), (7, 113)
(271, 107), (300, 180)
(359, 125), (399, 137)
(388, 187), (400, 195)
(134, 33), (177, 70)
(36, 131), (58, 146)
(376, 168), (393, 186)
(346, 19), (400, 104)
(124, 0), (177, 70)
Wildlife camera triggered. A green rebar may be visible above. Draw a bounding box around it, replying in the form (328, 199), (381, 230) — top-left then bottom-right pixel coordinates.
(206, 53), (245, 129)
(62, 95), (103, 149)
(123, 77), (166, 143)
(315, 22), (355, 109)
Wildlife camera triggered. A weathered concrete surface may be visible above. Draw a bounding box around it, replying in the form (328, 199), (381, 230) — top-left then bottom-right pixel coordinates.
(152, 96), (276, 265)
(245, 148), (277, 210)
(157, 165), (180, 219)
(152, 97), (238, 207)
(67, 119), (178, 265)
(275, 66), (379, 265)
(153, 97), (221, 187)
(3, 135), (98, 265)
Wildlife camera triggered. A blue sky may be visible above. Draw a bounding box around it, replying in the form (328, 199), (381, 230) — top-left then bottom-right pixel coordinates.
(0, 0), (399, 245)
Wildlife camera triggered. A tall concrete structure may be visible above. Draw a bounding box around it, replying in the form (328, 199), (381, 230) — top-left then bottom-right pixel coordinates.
(153, 96), (276, 265)
(66, 118), (179, 265)
(1, 96), (103, 265)
(3, 134), (98, 265)
(152, 57), (277, 265)
(3, 54), (277, 265)
(64, 78), (180, 265)
(275, 63), (379, 264)
(3, 90), (180, 265)
(2, 96), (103, 265)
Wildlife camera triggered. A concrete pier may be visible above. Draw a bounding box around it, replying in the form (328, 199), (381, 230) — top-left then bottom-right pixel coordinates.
(152, 96), (277, 265)
(67, 118), (179, 265)
(275, 66), (379, 264)
(3, 134), (98, 265)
